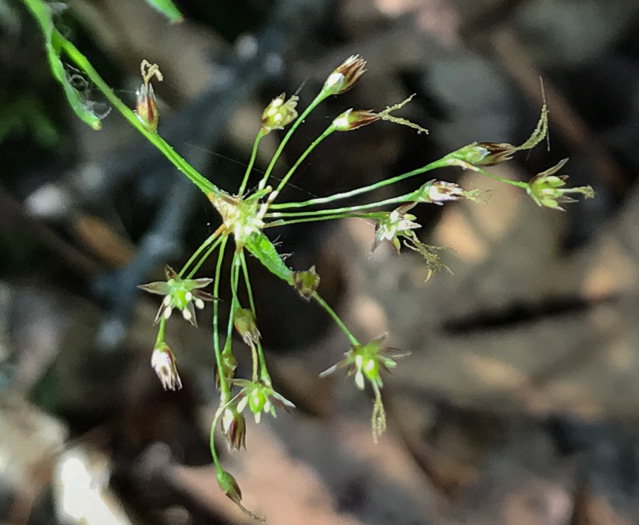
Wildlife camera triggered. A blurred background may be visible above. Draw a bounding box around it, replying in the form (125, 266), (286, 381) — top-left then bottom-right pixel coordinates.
(2, 0), (639, 523)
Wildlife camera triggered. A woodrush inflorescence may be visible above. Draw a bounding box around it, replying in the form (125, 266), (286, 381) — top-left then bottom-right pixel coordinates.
(24, 0), (595, 519)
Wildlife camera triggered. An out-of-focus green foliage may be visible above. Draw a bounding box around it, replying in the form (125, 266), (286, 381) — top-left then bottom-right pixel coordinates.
(22, 0), (103, 129)
(143, 0), (184, 23)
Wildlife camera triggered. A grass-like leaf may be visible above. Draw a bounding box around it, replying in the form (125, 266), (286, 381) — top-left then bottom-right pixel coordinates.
(143, 0), (184, 23)
(22, 0), (103, 130)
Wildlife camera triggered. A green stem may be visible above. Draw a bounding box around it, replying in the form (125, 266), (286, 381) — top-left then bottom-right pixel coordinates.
(185, 234), (225, 279)
(224, 252), (241, 354)
(58, 36), (221, 197)
(213, 237), (230, 398)
(269, 125), (336, 201)
(258, 92), (328, 191)
(210, 425), (222, 471)
(312, 293), (359, 346)
(473, 166), (529, 189)
(155, 317), (167, 346)
(264, 213), (374, 228)
(179, 227), (223, 278)
(239, 251), (270, 382)
(237, 130), (265, 198)
(269, 158), (449, 210)
(266, 192), (415, 219)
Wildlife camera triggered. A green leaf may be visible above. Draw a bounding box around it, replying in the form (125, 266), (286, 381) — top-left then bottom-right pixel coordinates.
(143, 0), (184, 23)
(22, 0), (102, 130)
(245, 233), (292, 283)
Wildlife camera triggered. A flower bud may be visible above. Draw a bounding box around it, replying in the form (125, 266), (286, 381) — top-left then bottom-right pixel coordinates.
(526, 158), (594, 210)
(261, 93), (299, 134)
(217, 469), (242, 503)
(233, 308), (261, 347)
(221, 407), (247, 451)
(447, 106), (549, 168)
(448, 142), (516, 167)
(322, 55), (366, 96)
(292, 265), (320, 300)
(332, 109), (380, 131)
(417, 180), (465, 205)
(215, 350), (237, 388)
(151, 341), (182, 391)
(135, 60), (163, 132)
(216, 469), (264, 521)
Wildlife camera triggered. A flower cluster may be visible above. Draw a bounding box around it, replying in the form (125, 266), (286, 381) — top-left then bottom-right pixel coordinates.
(27, 10), (598, 515)
(129, 55), (600, 518)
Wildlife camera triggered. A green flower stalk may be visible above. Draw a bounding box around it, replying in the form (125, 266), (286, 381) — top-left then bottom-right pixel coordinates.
(25, 0), (597, 514)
